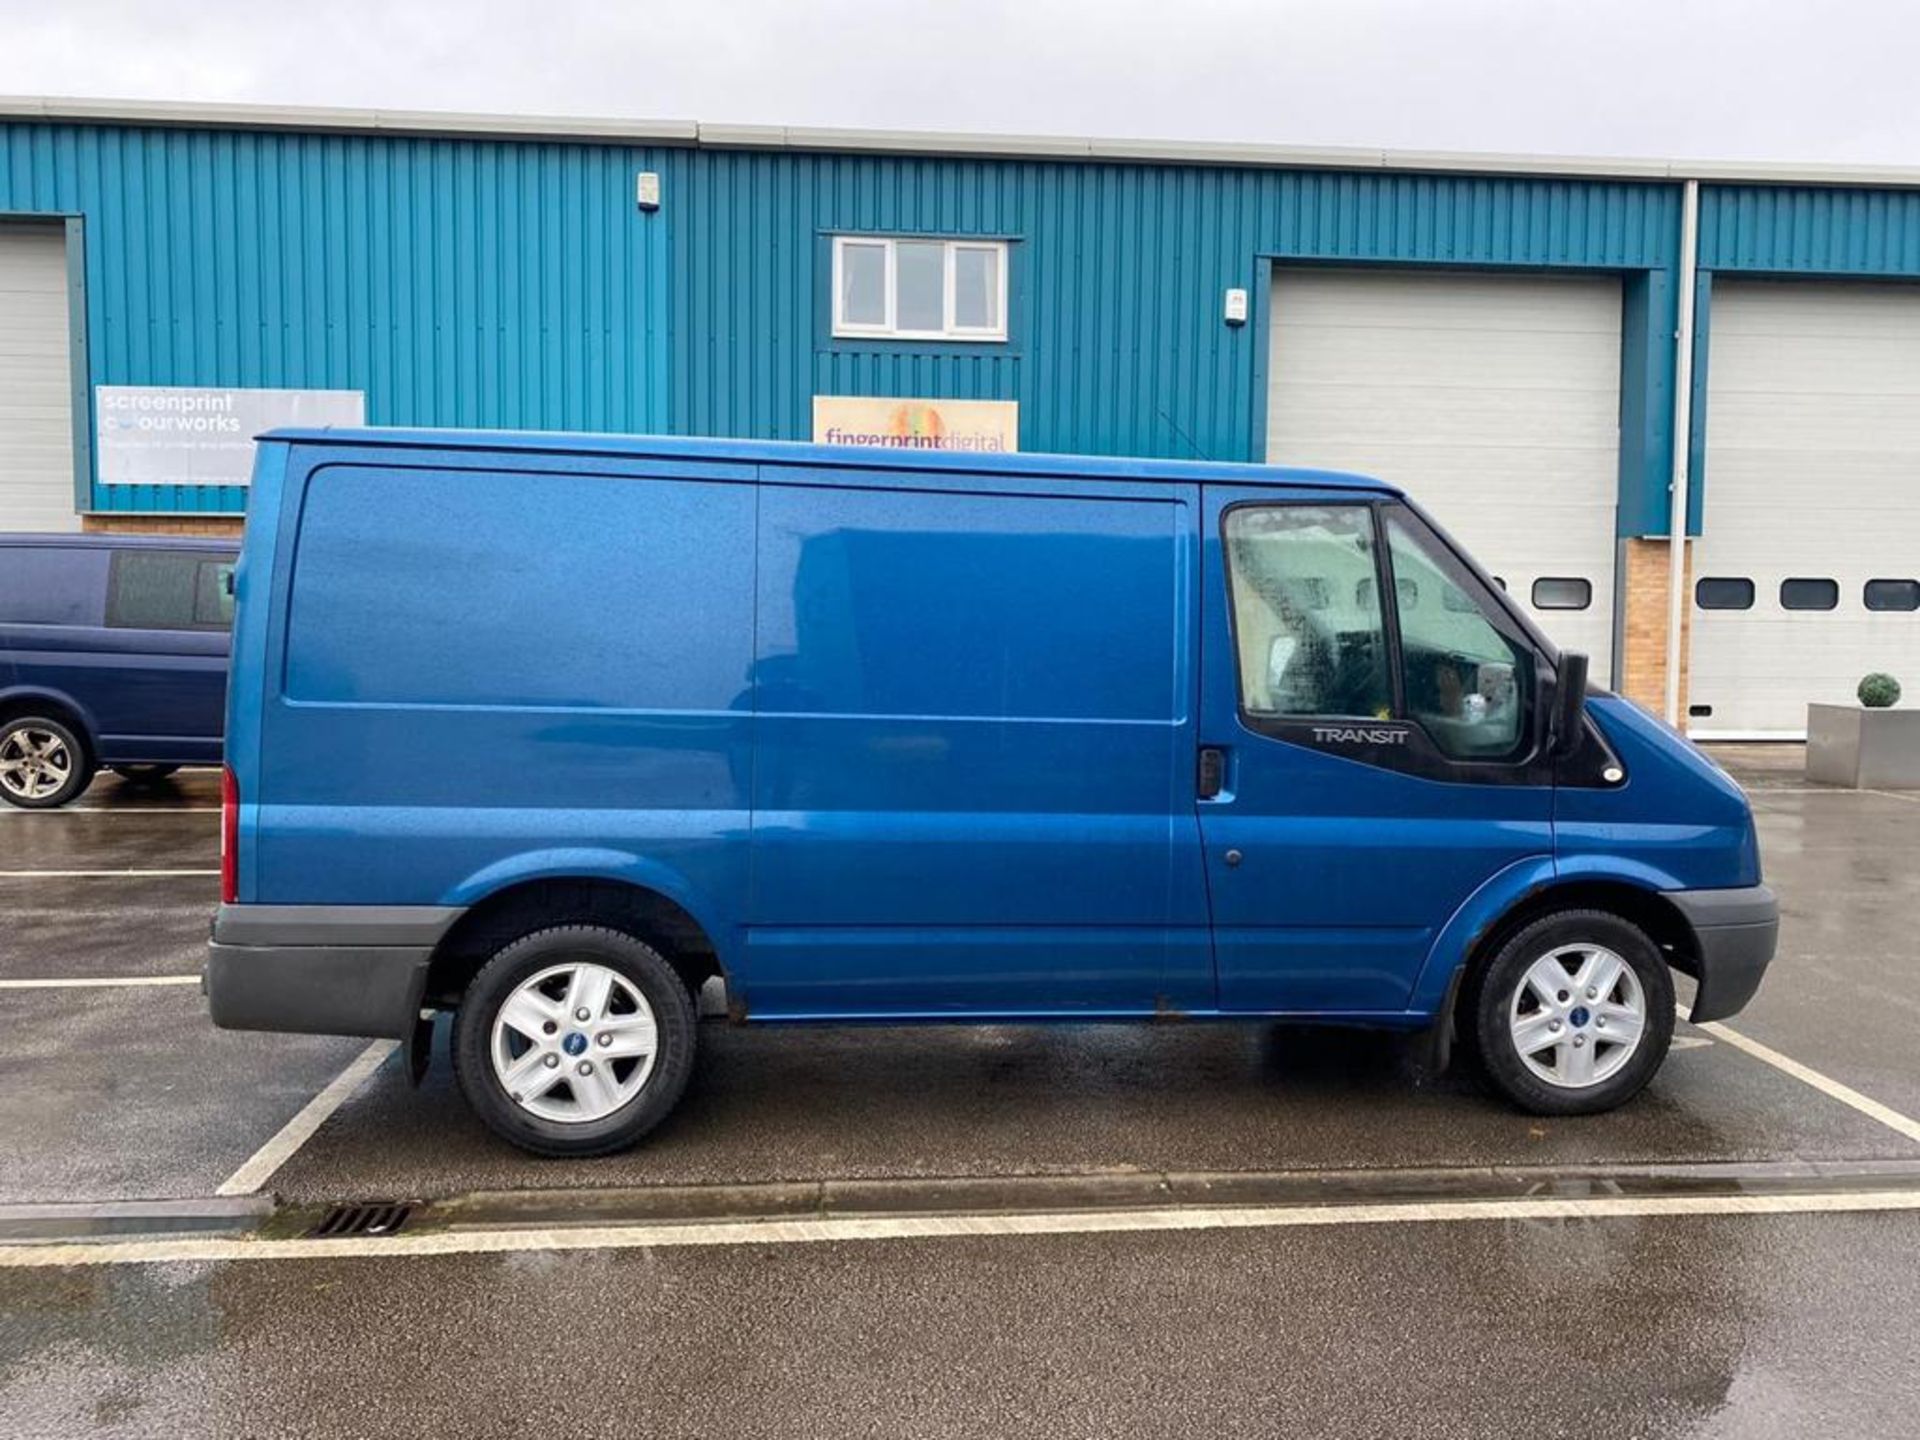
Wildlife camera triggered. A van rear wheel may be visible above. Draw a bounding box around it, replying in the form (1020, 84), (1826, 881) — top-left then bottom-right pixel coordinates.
(452, 926), (697, 1157)
(1468, 909), (1674, 1116)
(0, 716), (94, 809)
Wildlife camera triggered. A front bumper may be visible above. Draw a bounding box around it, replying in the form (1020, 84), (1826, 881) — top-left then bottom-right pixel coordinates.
(205, 904), (461, 1039)
(1669, 884), (1779, 1023)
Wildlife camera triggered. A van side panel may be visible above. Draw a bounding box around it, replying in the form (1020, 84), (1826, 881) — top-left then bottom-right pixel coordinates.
(255, 460), (756, 955)
(0, 543), (229, 764)
(0, 547), (110, 736)
(744, 478), (1207, 1016)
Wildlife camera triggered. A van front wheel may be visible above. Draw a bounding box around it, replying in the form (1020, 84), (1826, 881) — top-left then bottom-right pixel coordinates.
(452, 926), (697, 1157)
(1469, 910), (1674, 1116)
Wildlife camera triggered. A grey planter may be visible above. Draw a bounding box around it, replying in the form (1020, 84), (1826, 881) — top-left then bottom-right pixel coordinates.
(1806, 704), (1920, 789)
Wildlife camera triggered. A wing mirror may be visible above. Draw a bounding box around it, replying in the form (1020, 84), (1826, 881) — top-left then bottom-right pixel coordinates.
(1550, 651), (1589, 756)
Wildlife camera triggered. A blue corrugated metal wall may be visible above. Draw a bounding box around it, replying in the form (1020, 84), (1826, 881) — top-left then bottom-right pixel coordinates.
(1701, 186), (1920, 273)
(0, 123), (673, 512)
(6, 113), (1920, 533)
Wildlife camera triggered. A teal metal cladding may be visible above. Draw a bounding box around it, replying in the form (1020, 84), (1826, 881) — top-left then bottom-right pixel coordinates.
(0, 123), (673, 512)
(11, 112), (1920, 533)
(670, 150), (1682, 476)
(1701, 186), (1920, 274)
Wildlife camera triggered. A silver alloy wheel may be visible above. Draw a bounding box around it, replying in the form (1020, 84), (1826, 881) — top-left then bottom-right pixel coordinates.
(489, 960), (659, 1123)
(0, 727), (74, 802)
(1507, 942), (1647, 1090)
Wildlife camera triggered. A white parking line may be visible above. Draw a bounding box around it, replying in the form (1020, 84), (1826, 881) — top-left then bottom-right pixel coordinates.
(6, 1185), (1920, 1270)
(0, 807), (221, 815)
(214, 1041), (398, 1198)
(0, 975), (201, 990)
(1698, 1016), (1920, 1146)
(0, 869), (217, 878)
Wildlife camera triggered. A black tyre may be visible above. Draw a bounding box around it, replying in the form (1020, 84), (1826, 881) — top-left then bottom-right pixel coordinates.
(0, 715), (95, 809)
(1466, 909), (1674, 1116)
(110, 763), (180, 785)
(452, 926), (697, 1157)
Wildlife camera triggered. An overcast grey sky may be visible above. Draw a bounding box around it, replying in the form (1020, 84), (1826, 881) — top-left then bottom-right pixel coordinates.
(2, 0), (1914, 164)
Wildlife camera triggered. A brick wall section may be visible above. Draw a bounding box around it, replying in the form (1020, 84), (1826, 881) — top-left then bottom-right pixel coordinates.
(1618, 537), (1691, 726)
(82, 515), (244, 539)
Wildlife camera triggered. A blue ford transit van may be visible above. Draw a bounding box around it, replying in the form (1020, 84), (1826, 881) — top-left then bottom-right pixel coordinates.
(207, 430), (1777, 1155)
(1, 534), (238, 808)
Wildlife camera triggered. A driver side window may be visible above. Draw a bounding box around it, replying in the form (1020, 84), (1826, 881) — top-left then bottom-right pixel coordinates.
(1383, 512), (1532, 760)
(1224, 505), (1392, 720)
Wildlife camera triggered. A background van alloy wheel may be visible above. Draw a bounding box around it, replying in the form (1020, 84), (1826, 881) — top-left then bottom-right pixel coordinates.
(1467, 909), (1675, 1116)
(453, 926), (697, 1157)
(0, 717), (94, 809)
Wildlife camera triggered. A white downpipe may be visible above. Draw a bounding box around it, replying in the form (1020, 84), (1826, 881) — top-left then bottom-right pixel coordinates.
(1664, 179), (1701, 727)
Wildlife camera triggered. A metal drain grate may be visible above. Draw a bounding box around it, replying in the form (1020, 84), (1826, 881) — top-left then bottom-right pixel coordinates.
(307, 1202), (414, 1239)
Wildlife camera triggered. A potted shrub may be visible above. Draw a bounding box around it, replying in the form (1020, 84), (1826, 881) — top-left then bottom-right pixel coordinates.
(1807, 673), (1920, 788)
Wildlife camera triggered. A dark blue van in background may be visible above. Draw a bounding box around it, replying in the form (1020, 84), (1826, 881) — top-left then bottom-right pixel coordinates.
(207, 430), (1778, 1157)
(0, 534), (237, 808)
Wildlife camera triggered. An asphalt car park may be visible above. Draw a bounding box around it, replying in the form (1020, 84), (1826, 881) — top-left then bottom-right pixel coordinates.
(3, 755), (1920, 1436)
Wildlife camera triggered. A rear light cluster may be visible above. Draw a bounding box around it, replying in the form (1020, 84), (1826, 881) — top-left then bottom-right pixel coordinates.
(220, 764), (239, 905)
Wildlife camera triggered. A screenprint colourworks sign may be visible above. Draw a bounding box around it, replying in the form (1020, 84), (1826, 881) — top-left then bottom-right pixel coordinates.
(97, 386), (366, 488)
(812, 396), (1018, 454)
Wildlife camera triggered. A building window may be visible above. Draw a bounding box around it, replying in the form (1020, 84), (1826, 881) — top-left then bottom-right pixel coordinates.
(1780, 577), (1839, 611)
(1531, 577), (1592, 611)
(1864, 579), (1920, 612)
(832, 237), (1007, 342)
(1696, 577), (1755, 611)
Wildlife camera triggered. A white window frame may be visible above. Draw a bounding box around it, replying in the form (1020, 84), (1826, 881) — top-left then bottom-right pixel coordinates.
(831, 236), (1009, 342)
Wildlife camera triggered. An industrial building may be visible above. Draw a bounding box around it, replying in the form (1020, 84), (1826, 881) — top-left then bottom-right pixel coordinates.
(3, 96), (1918, 736)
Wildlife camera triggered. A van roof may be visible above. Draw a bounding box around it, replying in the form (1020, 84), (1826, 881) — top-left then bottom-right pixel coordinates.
(259, 427), (1402, 494)
(0, 532), (239, 551)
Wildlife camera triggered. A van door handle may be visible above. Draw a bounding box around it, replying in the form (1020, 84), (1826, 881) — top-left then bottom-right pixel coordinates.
(1197, 747), (1227, 801)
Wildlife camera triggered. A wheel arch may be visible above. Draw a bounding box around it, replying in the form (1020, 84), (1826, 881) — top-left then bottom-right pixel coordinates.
(425, 876), (729, 1011)
(1447, 879), (1700, 1029)
(0, 686), (101, 760)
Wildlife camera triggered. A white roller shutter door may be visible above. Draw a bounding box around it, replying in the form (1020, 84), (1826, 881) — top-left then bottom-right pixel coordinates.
(0, 222), (78, 533)
(1690, 280), (1920, 738)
